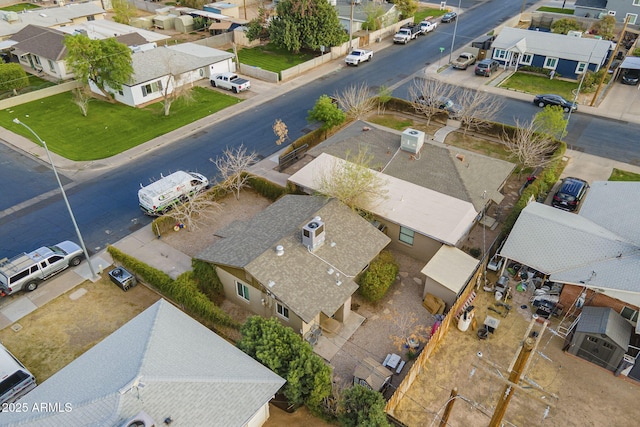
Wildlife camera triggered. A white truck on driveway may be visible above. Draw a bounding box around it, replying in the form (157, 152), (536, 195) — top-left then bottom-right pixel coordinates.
(138, 171), (209, 216)
(210, 73), (251, 93)
(345, 49), (374, 66)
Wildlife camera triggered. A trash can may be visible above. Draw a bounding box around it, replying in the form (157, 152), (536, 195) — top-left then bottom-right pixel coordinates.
(108, 267), (137, 291)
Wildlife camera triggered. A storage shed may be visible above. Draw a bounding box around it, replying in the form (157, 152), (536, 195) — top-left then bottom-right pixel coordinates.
(153, 14), (176, 30)
(353, 357), (393, 392)
(174, 14), (194, 33)
(568, 306), (632, 372)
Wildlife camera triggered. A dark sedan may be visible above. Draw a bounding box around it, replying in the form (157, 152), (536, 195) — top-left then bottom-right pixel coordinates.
(533, 94), (577, 113)
(441, 12), (457, 23)
(621, 69), (640, 85)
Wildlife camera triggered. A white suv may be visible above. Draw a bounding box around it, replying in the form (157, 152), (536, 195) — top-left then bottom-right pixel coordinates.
(0, 241), (84, 296)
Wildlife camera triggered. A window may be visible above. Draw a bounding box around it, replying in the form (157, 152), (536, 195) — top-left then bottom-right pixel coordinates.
(276, 303), (289, 319)
(141, 81), (163, 97)
(575, 62), (587, 74)
(634, 0), (640, 6)
(626, 13), (638, 24)
(621, 306), (639, 323)
(48, 59), (55, 72)
(544, 57), (558, 70)
(87, 15), (95, 21)
(47, 255), (63, 265)
(9, 270), (30, 284)
(519, 54), (533, 65)
(493, 49), (507, 60)
(236, 281), (250, 302)
(399, 226), (414, 245)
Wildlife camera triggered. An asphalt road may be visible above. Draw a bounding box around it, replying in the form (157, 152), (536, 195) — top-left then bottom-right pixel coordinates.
(0, 0), (638, 257)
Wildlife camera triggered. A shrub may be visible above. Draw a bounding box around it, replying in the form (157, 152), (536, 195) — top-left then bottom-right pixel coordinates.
(192, 258), (223, 297)
(0, 63), (29, 93)
(246, 174), (287, 201)
(358, 251), (399, 302)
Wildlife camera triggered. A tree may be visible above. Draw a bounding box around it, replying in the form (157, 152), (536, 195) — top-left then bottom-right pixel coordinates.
(166, 191), (222, 232)
(273, 119), (289, 145)
(409, 78), (457, 125)
(338, 385), (390, 427)
(550, 18), (584, 35)
(180, 0), (207, 9)
(362, 4), (386, 31)
(333, 83), (377, 121)
(590, 15), (616, 40)
(159, 56), (195, 116)
(533, 105), (568, 140)
(269, 0), (347, 53)
(456, 88), (504, 134)
(392, 0), (418, 19)
(314, 147), (388, 211)
(111, 0), (137, 25)
(384, 307), (429, 352)
(246, 5), (271, 41)
(210, 145), (258, 200)
(237, 316), (332, 412)
(502, 118), (558, 174)
(0, 63), (29, 95)
(71, 85), (92, 117)
(376, 85), (392, 115)
(307, 95), (346, 138)
(64, 35), (133, 101)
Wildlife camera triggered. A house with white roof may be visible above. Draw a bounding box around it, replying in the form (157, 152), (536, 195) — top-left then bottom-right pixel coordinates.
(2, 299), (285, 427)
(491, 27), (613, 79)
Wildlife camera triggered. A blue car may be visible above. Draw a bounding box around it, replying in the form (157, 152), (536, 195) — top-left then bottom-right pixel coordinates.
(441, 12), (457, 23)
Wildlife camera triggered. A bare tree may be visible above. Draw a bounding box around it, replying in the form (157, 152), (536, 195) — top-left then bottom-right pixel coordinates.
(160, 63), (195, 117)
(502, 118), (557, 174)
(408, 78), (458, 125)
(315, 147), (388, 211)
(273, 119), (289, 145)
(71, 85), (92, 117)
(333, 83), (377, 120)
(384, 308), (430, 353)
(166, 191), (222, 232)
(210, 145), (259, 200)
(457, 88), (504, 134)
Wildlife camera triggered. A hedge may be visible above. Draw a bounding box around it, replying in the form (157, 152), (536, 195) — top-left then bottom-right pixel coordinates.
(245, 174), (287, 201)
(107, 245), (239, 329)
(358, 251), (399, 302)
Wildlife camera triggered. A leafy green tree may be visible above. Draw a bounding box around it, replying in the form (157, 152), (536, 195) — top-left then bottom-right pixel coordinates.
(307, 95), (346, 138)
(362, 4), (385, 31)
(534, 105), (568, 140)
(246, 7), (271, 41)
(64, 35), (133, 101)
(550, 18), (584, 34)
(339, 385), (390, 427)
(237, 316), (332, 412)
(392, 0), (417, 19)
(111, 0), (137, 25)
(590, 15), (616, 40)
(359, 251), (398, 302)
(269, 0), (347, 53)
(0, 63), (29, 95)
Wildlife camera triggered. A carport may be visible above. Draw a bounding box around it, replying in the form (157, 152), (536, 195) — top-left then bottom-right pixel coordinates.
(617, 56), (640, 81)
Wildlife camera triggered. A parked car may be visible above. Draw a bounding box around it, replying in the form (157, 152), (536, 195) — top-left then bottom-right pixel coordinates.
(210, 73), (250, 93)
(345, 49), (373, 66)
(475, 59), (499, 77)
(533, 94), (577, 113)
(441, 11), (457, 23)
(416, 95), (461, 117)
(451, 52), (476, 70)
(551, 177), (589, 212)
(621, 69), (640, 85)
(419, 18), (438, 33)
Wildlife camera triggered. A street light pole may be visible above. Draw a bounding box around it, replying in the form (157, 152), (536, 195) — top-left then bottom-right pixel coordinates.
(448, 0), (462, 64)
(13, 118), (98, 279)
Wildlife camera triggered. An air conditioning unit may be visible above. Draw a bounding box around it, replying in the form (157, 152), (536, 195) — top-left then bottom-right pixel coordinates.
(302, 219), (325, 250)
(401, 128), (425, 154)
(567, 30), (583, 38)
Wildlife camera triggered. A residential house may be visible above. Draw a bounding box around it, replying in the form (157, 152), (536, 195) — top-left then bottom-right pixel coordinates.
(574, 0), (640, 24)
(334, 0), (399, 34)
(1, 300), (285, 427)
(491, 27), (613, 79)
(288, 120), (515, 263)
(195, 195), (390, 348)
(497, 182), (640, 380)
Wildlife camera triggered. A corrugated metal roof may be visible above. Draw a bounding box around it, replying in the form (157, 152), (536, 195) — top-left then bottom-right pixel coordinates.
(492, 27), (612, 64)
(2, 300), (284, 426)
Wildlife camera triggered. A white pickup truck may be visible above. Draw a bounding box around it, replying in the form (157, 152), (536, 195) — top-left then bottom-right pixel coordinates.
(210, 72), (251, 93)
(345, 49), (373, 66)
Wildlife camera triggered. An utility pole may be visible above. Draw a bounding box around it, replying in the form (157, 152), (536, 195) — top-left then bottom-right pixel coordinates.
(439, 387), (458, 427)
(349, 0), (354, 53)
(488, 337), (535, 427)
(591, 15), (630, 106)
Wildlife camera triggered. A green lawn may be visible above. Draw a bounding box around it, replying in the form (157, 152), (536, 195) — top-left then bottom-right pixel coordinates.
(414, 8), (448, 23)
(537, 7), (574, 14)
(609, 168), (640, 181)
(500, 72), (578, 100)
(234, 44), (316, 73)
(0, 87), (240, 161)
(0, 3), (39, 11)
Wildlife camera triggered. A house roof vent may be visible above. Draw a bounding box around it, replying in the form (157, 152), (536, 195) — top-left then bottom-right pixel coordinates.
(302, 219), (325, 251)
(401, 128), (425, 154)
(275, 245), (284, 256)
(567, 30), (583, 38)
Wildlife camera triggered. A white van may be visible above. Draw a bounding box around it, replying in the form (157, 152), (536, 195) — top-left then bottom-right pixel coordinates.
(0, 342), (36, 407)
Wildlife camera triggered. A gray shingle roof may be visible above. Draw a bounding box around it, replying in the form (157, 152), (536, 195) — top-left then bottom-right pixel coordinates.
(11, 25), (67, 61)
(307, 120), (514, 211)
(2, 300), (284, 427)
(499, 182), (640, 297)
(197, 195), (390, 323)
(576, 306), (632, 351)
